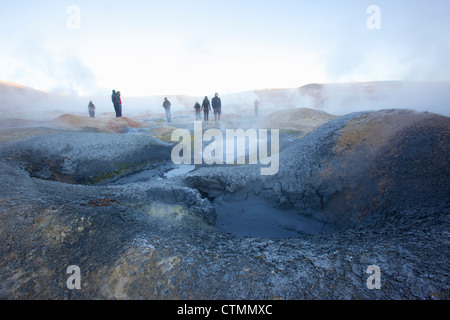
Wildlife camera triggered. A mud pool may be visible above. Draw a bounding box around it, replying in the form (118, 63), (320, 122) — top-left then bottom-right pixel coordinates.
(107, 162), (326, 239)
(106, 163), (196, 185)
(214, 194), (335, 238)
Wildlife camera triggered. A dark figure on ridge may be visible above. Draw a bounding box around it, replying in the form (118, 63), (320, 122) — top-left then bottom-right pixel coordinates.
(201, 96), (211, 122)
(111, 90), (121, 118)
(194, 102), (201, 121)
(88, 100), (96, 118)
(163, 97), (171, 123)
(212, 92), (221, 125)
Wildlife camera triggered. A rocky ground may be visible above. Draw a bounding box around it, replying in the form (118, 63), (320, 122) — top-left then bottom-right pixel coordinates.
(0, 108), (448, 300)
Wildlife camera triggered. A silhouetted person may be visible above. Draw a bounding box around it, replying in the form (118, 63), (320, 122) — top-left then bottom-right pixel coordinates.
(254, 99), (259, 116)
(201, 96), (211, 121)
(117, 91), (122, 117)
(111, 90), (120, 117)
(194, 102), (201, 121)
(163, 97), (171, 123)
(88, 100), (95, 118)
(212, 92), (221, 125)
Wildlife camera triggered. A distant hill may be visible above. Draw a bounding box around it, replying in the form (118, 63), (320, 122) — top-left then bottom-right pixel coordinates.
(0, 81), (48, 114)
(294, 81), (450, 116)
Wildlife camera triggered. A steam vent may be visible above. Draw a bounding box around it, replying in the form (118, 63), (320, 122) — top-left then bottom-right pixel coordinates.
(0, 109), (449, 299)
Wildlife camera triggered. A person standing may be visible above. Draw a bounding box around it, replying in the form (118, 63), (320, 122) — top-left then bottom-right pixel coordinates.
(201, 96), (211, 121)
(163, 97), (171, 123)
(111, 90), (120, 118)
(194, 102), (201, 121)
(88, 100), (96, 118)
(211, 92), (222, 125)
(117, 91), (122, 117)
(254, 99), (260, 116)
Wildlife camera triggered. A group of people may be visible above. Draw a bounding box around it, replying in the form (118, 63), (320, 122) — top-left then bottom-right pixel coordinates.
(89, 90), (226, 124)
(163, 93), (222, 126)
(194, 93), (222, 125)
(89, 91), (260, 123)
(86, 90), (121, 118)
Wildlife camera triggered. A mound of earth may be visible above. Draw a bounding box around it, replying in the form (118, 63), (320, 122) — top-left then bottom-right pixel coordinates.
(3, 132), (173, 185)
(188, 109), (449, 228)
(281, 109), (449, 227)
(0, 109), (448, 299)
(262, 108), (337, 134)
(50, 114), (149, 133)
(0, 114), (153, 144)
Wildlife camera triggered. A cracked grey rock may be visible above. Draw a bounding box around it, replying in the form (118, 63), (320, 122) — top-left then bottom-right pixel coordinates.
(0, 109), (449, 300)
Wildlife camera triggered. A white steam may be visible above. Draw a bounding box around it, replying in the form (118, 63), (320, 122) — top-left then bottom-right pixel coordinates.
(0, 81), (449, 122)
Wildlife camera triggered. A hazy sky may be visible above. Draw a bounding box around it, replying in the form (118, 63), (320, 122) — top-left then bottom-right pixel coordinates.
(1, 0), (449, 96)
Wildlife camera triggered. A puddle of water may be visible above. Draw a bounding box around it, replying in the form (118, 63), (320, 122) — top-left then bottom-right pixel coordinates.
(108, 164), (195, 185)
(214, 194), (331, 239)
(164, 165), (195, 179)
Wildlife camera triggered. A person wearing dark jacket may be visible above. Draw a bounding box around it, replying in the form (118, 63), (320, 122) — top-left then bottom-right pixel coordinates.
(201, 96), (211, 121)
(194, 102), (201, 121)
(163, 97), (171, 123)
(117, 91), (122, 117)
(111, 90), (121, 117)
(211, 92), (221, 125)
